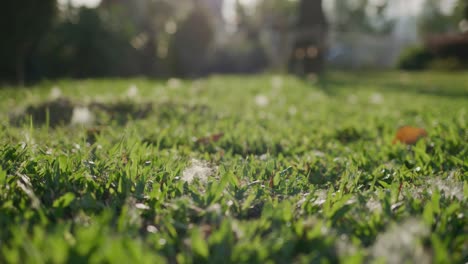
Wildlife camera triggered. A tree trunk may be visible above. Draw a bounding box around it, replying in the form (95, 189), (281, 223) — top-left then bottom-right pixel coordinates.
(289, 0), (327, 76)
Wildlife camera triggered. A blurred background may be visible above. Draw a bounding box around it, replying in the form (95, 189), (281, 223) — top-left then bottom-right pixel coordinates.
(1, 0), (467, 85)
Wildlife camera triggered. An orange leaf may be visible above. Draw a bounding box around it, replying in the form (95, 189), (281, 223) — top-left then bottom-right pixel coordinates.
(392, 126), (427, 145)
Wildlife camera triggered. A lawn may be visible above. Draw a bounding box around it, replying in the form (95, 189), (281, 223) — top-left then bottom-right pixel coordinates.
(0, 72), (467, 263)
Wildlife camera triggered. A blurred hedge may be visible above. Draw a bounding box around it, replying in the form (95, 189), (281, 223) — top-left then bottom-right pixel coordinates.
(397, 33), (468, 71)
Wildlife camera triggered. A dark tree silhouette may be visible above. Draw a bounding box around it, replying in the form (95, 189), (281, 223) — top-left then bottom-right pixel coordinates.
(289, 0), (327, 76)
(0, 0), (56, 85)
(172, 5), (214, 77)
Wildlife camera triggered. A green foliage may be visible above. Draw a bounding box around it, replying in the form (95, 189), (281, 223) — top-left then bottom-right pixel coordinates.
(397, 46), (434, 71)
(397, 42), (468, 71)
(418, 0), (464, 35)
(35, 7), (140, 79)
(0, 72), (467, 263)
(1, 0), (217, 83)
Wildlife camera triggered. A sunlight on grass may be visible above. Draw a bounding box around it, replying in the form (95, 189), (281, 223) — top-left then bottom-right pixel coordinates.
(0, 71), (466, 263)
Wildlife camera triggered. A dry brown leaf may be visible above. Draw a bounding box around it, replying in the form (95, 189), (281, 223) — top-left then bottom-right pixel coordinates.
(195, 133), (224, 145)
(392, 126), (427, 145)
(268, 173), (274, 188)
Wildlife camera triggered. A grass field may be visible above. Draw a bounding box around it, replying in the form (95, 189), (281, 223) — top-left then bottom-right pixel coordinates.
(0, 72), (467, 263)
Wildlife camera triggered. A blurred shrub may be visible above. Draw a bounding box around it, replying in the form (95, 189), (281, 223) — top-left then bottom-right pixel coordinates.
(397, 46), (434, 71)
(426, 33), (468, 67)
(398, 33), (468, 71)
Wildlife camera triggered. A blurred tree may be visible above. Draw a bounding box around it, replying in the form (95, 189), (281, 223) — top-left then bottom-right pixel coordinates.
(328, 0), (394, 34)
(34, 0), (198, 79)
(204, 0), (295, 74)
(99, 0), (187, 76)
(0, 0), (56, 85)
(171, 4), (215, 77)
(418, 0), (460, 35)
(34, 7), (140, 78)
(289, 0), (327, 76)
(255, 0), (297, 70)
(450, 0), (468, 31)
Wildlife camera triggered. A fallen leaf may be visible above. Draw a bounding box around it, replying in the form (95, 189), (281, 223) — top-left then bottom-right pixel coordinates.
(195, 133), (224, 145)
(392, 126), (427, 145)
(268, 173), (274, 188)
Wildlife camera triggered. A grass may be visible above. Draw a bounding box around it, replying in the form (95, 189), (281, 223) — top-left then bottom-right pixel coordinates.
(0, 71), (467, 263)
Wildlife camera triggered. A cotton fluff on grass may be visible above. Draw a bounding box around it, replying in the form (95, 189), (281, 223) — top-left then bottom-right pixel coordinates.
(181, 159), (216, 183)
(369, 93), (384, 104)
(254, 94), (269, 107)
(427, 175), (464, 201)
(71, 107), (94, 126)
(409, 174), (464, 201)
(271, 76), (283, 90)
(126, 84), (139, 98)
(371, 218), (431, 264)
(49, 86), (62, 99)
